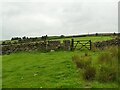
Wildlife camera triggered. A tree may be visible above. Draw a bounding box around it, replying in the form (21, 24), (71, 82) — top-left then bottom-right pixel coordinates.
(41, 35), (48, 41)
(60, 35), (65, 38)
(22, 36), (26, 40)
(2, 41), (6, 45)
(113, 32), (116, 35)
(11, 37), (21, 40)
(96, 33), (98, 36)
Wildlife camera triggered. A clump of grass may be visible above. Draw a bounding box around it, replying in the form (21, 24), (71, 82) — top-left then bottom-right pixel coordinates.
(91, 44), (98, 52)
(108, 46), (118, 57)
(72, 54), (82, 68)
(98, 52), (112, 64)
(72, 46), (119, 84)
(97, 65), (118, 82)
(118, 63), (120, 84)
(96, 46), (118, 82)
(72, 54), (95, 81)
(82, 56), (92, 69)
(97, 46), (119, 68)
(83, 66), (96, 81)
(84, 52), (89, 56)
(72, 54), (92, 69)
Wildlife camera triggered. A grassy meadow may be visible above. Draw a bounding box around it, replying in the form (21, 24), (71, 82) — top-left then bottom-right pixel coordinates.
(1, 35), (119, 88)
(53, 36), (114, 42)
(1, 35), (114, 44)
(2, 49), (119, 88)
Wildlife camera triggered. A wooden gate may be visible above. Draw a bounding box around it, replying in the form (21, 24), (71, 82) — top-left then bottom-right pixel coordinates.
(71, 39), (92, 50)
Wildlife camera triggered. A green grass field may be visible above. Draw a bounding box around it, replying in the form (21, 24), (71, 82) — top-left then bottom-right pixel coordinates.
(0, 55), (2, 88)
(53, 36), (114, 43)
(2, 50), (118, 88)
(1, 35), (119, 88)
(1, 36), (114, 44)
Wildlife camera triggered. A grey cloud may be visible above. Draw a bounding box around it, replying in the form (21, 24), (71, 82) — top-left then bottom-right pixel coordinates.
(2, 1), (118, 40)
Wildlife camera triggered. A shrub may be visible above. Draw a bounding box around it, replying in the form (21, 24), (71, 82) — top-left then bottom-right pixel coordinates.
(97, 65), (118, 82)
(72, 54), (92, 69)
(83, 66), (96, 80)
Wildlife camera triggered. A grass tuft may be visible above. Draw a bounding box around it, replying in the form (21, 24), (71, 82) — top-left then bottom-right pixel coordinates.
(97, 65), (118, 82)
(83, 66), (96, 81)
(72, 54), (92, 69)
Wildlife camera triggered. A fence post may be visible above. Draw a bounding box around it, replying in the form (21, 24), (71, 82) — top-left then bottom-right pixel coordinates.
(71, 39), (74, 51)
(89, 40), (92, 50)
(44, 37), (47, 50)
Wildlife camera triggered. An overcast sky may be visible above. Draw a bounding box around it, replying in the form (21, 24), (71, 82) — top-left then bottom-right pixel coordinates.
(1, 0), (119, 40)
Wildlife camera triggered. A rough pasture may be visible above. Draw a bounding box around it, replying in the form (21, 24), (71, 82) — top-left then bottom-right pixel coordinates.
(1, 35), (119, 88)
(2, 48), (119, 88)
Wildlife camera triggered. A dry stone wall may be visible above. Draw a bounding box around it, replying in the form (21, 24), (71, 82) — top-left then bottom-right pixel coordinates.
(1, 38), (120, 55)
(63, 40), (71, 50)
(93, 38), (120, 48)
(47, 41), (61, 50)
(1, 40), (71, 55)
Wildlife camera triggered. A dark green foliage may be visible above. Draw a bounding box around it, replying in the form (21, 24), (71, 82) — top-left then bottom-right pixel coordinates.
(83, 66), (96, 80)
(2, 41), (6, 45)
(96, 33), (98, 36)
(41, 35), (48, 41)
(22, 36), (27, 40)
(113, 32), (116, 35)
(11, 37), (21, 41)
(60, 35), (65, 38)
(2, 41), (12, 45)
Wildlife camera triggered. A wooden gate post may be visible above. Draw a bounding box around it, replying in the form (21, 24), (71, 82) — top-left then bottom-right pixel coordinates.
(71, 39), (74, 51)
(89, 40), (92, 50)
